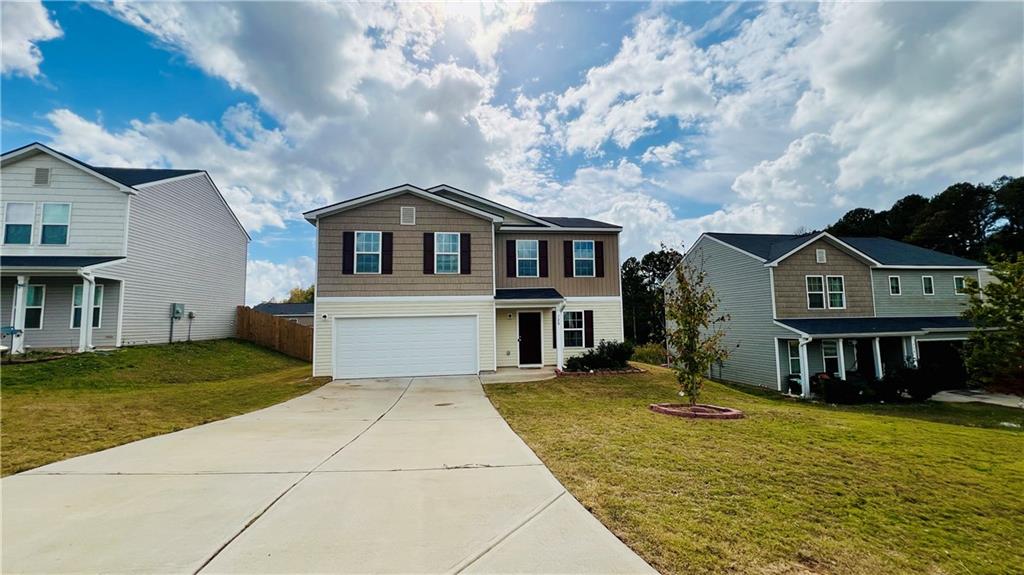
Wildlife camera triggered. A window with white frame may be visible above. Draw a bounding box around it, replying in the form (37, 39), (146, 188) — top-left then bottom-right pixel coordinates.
(11, 285), (45, 329)
(826, 276), (845, 309)
(354, 231), (381, 274)
(953, 276), (966, 295)
(72, 284), (103, 329)
(41, 203), (70, 245)
(815, 249), (827, 263)
(806, 276), (825, 309)
(787, 340), (801, 374)
(922, 276), (935, 295)
(435, 232), (460, 274)
(822, 340), (840, 375)
(889, 275), (901, 295)
(573, 240), (595, 277)
(4, 202), (34, 245)
(563, 311), (584, 347)
(516, 239), (539, 277)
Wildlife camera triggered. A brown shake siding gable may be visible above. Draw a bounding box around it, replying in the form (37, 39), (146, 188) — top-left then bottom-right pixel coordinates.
(773, 238), (874, 318)
(317, 193), (493, 296)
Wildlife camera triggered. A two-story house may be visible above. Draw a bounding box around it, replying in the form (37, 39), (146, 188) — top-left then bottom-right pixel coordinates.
(670, 231), (986, 395)
(0, 143), (248, 353)
(303, 184), (623, 379)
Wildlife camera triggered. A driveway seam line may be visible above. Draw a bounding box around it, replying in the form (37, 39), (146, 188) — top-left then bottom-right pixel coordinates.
(192, 377), (415, 575)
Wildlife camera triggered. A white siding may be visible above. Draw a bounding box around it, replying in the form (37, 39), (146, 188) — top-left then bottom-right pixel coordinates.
(495, 299), (623, 367)
(104, 174), (248, 345)
(313, 299), (496, 377)
(0, 276), (121, 349)
(0, 154), (128, 256)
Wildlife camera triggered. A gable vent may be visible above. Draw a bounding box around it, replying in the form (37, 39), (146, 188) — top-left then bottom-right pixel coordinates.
(815, 248), (827, 263)
(34, 167), (51, 186)
(400, 206), (416, 225)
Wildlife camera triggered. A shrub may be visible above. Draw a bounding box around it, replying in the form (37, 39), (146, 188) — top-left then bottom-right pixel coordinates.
(631, 342), (667, 365)
(562, 340), (634, 372)
(820, 373), (875, 404)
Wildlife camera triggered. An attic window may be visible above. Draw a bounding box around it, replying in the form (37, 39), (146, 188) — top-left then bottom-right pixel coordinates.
(815, 249), (827, 263)
(34, 168), (51, 186)
(400, 206), (416, 225)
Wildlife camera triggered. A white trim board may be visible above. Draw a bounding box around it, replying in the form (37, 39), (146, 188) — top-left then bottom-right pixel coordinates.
(317, 295), (494, 303)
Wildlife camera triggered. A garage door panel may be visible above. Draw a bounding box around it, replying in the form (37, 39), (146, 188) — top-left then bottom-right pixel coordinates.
(335, 316), (477, 379)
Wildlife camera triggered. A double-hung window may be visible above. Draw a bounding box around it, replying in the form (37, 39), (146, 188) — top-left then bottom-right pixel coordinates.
(787, 341), (801, 374)
(41, 203), (70, 245)
(826, 276), (845, 309)
(563, 311), (584, 347)
(822, 340), (840, 375)
(806, 276), (825, 309)
(573, 240), (595, 277)
(435, 232), (460, 274)
(953, 276), (966, 295)
(72, 284), (103, 328)
(922, 276), (935, 295)
(516, 239), (539, 277)
(4, 202), (34, 245)
(12, 285), (45, 329)
(889, 276), (901, 295)
(354, 231), (381, 274)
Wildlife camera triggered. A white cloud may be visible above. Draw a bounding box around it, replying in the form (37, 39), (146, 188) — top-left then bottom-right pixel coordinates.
(1, 0), (62, 78)
(641, 142), (687, 167)
(246, 256), (316, 305)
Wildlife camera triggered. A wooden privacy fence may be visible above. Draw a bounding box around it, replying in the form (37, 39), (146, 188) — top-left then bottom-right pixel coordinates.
(236, 306), (313, 362)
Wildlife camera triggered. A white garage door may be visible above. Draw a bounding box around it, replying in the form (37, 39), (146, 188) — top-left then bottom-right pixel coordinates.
(334, 315), (478, 379)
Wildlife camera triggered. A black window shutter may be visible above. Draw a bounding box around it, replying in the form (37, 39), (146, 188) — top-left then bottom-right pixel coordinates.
(342, 231), (354, 275)
(584, 310), (594, 347)
(460, 233), (471, 274)
(506, 240), (516, 277)
(563, 241), (574, 277)
(539, 240), (549, 277)
(552, 310), (557, 348)
(595, 241), (605, 277)
(423, 233), (434, 274)
(381, 232), (393, 274)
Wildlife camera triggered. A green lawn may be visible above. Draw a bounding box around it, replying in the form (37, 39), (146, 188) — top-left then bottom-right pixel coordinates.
(486, 365), (1024, 575)
(1, 339), (328, 476)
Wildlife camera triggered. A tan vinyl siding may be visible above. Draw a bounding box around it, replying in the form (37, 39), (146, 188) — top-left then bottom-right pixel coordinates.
(871, 269), (978, 317)
(773, 239), (874, 318)
(494, 299), (623, 367)
(495, 232), (620, 296)
(312, 299), (496, 377)
(0, 154), (128, 256)
(317, 193), (493, 296)
(0, 276), (120, 350)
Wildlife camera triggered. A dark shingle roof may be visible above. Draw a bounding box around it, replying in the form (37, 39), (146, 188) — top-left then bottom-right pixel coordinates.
(0, 255), (125, 268)
(538, 217), (620, 229)
(91, 167), (203, 187)
(704, 232), (984, 267)
(495, 288), (564, 300)
(253, 303), (315, 316)
(777, 316), (973, 336)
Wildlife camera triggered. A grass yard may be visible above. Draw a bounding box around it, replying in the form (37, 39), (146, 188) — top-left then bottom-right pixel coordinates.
(486, 365), (1024, 575)
(1, 339), (328, 476)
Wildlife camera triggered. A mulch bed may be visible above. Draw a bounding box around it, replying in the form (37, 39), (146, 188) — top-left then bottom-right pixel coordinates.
(557, 366), (646, 377)
(649, 403), (745, 419)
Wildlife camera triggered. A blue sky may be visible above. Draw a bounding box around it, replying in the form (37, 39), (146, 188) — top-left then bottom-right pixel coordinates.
(3, 1), (1021, 303)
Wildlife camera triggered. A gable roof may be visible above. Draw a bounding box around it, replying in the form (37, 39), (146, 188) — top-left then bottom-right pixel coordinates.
(703, 232), (984, 268)
(537, 216), (621, 230)
(303, 184), (504, 224)
(92, 167), (203, 187)
(427, 184), (554, 227)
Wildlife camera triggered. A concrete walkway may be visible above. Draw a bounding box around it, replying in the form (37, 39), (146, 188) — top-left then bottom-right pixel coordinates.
(2, 376), (655, 574)
(931, 389), (1024, 409)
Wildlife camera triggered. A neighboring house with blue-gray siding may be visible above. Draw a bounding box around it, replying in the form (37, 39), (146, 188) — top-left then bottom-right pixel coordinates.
(668, 231), (986, 395)
(1, 142), (249, 354)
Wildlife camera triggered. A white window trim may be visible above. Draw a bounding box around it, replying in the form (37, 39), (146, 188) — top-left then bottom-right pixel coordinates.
(572, 240), (596, 278)
(515, 239), (539, 278)
(922, 275), (935, 296)
(805, 275), (826, 310)
(821, 339), (839, 375)
(354, 230), (382, 275)
(434, 232), (461, 274)
(787, 340), (801, 374)
(888, 275), (902, 296)
(11, 284), (46, 330)
(400, 206), (416, 225)
(563, 310), (585, 348)
(40, 202), (71, 246)
(71, 284), (104, 329)
(953, 275), (966, 295)
(815, 248), (827, 264)
(3, 201), (35, 246)
(826, 275), (846, 310)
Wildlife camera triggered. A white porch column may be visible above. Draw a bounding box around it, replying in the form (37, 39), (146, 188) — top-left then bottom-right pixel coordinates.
(11, 275), (29, 355)
(555, 303), (565, 370)
(798, 339), (810, 397)
(837, 338), (847, 380)
(78, 274), (96, 352)
(908, 336), (919, 366)
(872, 337), (883, 379)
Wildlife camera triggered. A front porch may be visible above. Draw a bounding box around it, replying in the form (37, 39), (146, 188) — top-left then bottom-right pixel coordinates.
(494, 288), (567, 370)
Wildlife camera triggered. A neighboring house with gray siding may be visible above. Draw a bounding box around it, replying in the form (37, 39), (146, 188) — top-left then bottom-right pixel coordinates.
(1, 142), (248, 354)
(668, 231), (986, 395)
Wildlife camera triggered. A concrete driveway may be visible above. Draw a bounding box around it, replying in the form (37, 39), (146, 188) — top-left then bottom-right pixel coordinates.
(2, 376), (655, 574)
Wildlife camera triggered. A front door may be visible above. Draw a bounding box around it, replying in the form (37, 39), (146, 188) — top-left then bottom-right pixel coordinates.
(518, 312), (542, 366)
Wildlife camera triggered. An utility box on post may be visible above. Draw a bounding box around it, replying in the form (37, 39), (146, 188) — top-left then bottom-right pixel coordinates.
(169, 303), (185, 342)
